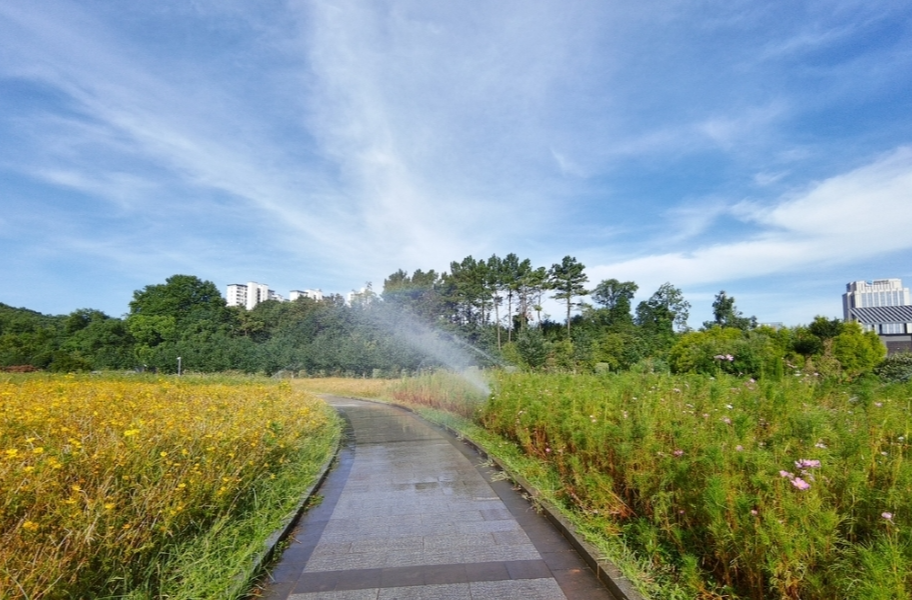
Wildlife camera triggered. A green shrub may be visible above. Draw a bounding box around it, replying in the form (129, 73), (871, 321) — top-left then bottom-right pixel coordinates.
(875, 352), (912, 383)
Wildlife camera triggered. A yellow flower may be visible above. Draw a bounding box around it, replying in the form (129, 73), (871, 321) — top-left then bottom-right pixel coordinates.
(21, 521), (39, 532)
(32, 447), (44, 454)
(123, 429), (140, 437)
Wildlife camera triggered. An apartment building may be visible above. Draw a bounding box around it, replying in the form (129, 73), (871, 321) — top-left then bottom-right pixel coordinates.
(226, 282), (283, 310)
(290, 289), (324, 302)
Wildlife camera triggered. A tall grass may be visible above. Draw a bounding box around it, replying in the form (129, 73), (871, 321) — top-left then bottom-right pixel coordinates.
(290, 376), (396, 399)
(481, 371), (912, 599)
(291, 372), (488, 420)
(387, 370), (489, 419)
(0, 373), (339, 599)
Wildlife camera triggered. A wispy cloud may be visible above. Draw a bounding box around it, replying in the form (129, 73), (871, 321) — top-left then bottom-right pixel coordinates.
(591, 147), (912, 292)
(1, 0), (910, 321)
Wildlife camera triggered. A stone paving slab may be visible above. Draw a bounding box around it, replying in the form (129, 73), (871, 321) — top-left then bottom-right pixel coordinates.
(258, 397), (617, 600)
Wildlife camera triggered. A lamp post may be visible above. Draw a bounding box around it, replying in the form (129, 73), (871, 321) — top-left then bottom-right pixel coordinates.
(177, 356), (182, 376)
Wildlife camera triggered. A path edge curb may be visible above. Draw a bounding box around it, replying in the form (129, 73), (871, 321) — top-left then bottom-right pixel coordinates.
(339, 395), (644, 600)
(440, 422), (643, 600)
(231, 423), (343, 599)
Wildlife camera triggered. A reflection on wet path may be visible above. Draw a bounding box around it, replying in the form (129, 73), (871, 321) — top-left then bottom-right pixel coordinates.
(260, 397), (615, 600)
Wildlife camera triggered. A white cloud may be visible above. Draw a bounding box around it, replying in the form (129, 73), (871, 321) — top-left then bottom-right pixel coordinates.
(591, 147), (912, 292)
(2, 0), (911, 319)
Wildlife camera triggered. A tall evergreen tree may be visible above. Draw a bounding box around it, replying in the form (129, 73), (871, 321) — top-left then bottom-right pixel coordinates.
(548, 256), (589, 336)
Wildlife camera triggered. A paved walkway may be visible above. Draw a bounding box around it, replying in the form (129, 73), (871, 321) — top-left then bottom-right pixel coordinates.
(259, 397), (616, 600)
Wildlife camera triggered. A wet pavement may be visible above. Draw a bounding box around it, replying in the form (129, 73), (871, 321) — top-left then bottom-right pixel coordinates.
(258, 397), (617, 600)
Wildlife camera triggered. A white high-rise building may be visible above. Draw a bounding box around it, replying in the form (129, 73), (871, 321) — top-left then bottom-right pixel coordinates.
(290, 289), (324, 302)
(226, 282), (280, 310)
(843, 279), (911, 321)
(226, 283), (247, 308)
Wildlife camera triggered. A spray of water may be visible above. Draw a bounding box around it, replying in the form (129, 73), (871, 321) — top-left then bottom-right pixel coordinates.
(362, 303), (499, 396)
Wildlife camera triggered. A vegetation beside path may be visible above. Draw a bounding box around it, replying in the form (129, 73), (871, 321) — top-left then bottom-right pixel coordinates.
(303, 370), (912, 600)
(0, 373), (340, 600)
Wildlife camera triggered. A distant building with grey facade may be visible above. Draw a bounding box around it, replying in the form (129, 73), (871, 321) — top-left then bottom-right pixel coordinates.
(843, 279), (911, 321)
(844, 279), (912, 354)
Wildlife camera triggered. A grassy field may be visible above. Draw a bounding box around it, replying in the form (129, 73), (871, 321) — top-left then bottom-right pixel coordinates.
(303, 370), (912, 600)
(0, 373), (340, 600)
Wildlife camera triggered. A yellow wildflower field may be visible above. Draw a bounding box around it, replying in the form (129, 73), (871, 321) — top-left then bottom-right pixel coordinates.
(0, 374), (337, 598)
(290, 376), (396, 398)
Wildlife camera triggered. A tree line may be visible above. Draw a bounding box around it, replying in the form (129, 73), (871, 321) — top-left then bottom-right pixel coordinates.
(0, 254), (893, 380)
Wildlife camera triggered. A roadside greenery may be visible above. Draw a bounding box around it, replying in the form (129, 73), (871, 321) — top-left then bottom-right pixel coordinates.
(346, 370), (910, 599)
(481, 371), (911, 599)
(0, 373), (340, 599)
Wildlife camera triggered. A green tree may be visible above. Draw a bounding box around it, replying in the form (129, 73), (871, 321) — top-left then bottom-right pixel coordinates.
(443, 256), (488, 328)
(127, 315), (177, 367)
(636, 282), (690, 334)
(486, 254), (505, 349)
(526, 266), (549, 326)
(703, 290), (756, 331)
(62, 309), (134, 369)
(548, 256), (589, 336)
(592, 279), (638, 328)
(129, 275), (230, 327)
(592, 331), (650, 372)
(515, 327), (549, 369)
(808, 315), (845, 340)
(832, 322), (886, 378)
(500, 253), (533, 342)
(382, 269), (442, 322)
(127, 275), (233, 372)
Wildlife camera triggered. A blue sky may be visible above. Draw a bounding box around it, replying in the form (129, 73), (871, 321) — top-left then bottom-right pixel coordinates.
(1, 1), (911, 326)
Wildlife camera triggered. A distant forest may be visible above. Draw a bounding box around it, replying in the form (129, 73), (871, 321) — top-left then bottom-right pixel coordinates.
(0, 254), (891, 380)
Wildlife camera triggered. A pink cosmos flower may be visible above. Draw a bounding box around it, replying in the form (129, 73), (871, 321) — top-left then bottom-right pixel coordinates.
(882, 512), (893, 521)
(791, 477), (811, 490)
(795, 459), (821, 469)
(673, 449), (684, 457)
(779, 470), (794, 479)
